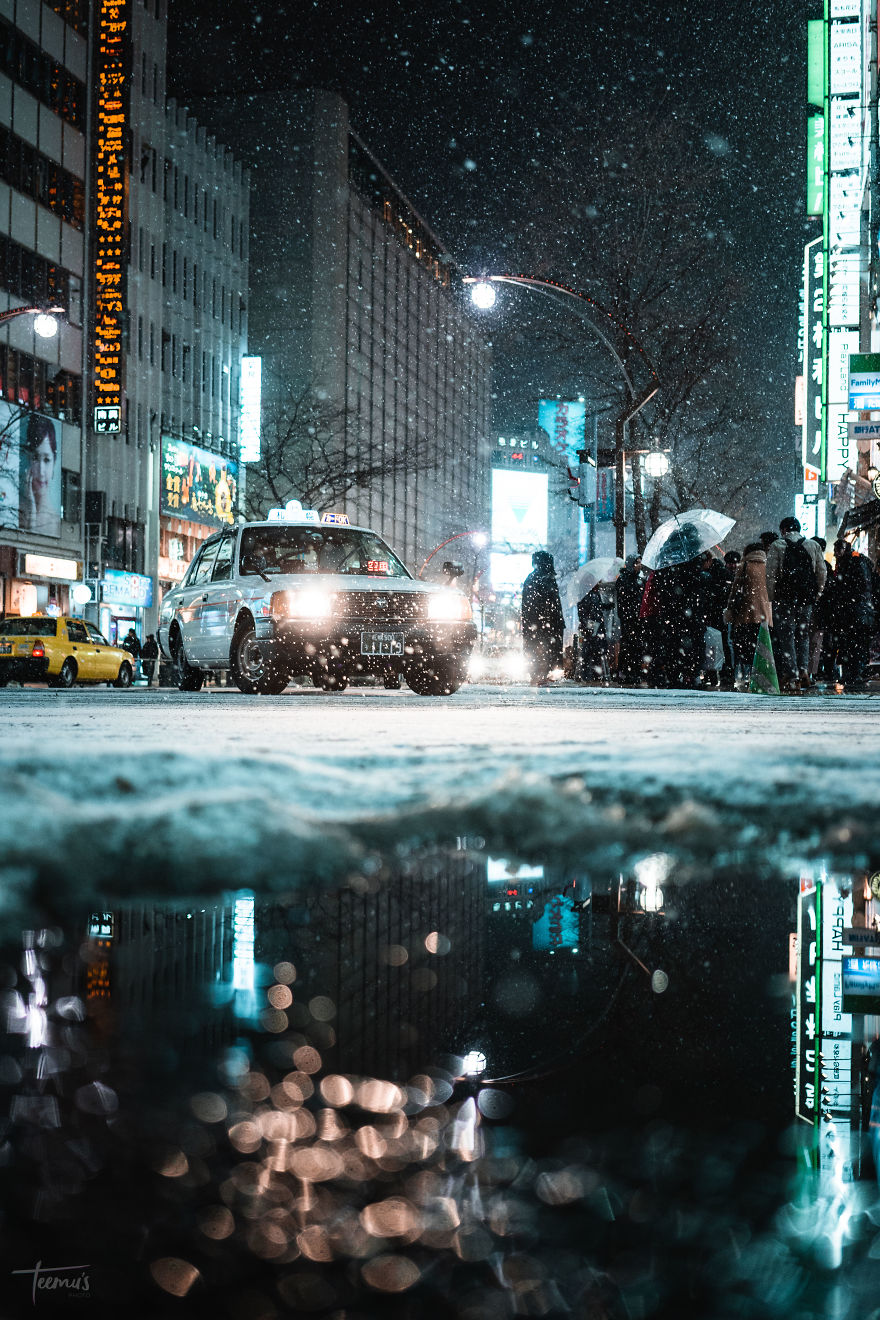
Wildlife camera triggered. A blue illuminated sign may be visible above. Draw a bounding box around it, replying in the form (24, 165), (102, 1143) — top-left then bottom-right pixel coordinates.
(102, 569), (154, 608)
(537, 399), (587, 464)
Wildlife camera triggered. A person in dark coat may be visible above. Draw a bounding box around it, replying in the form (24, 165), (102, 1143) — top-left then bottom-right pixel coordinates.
(141, 633), (159, 685)
(578, 583), (617, 682)
(122, 628), (141, 659)
(700, 550), (735, 688)
(647, 560), (706, 688)
(521, 550), (565, 685)
(615, 555), (646, 684)
(832, 539), (875, 690)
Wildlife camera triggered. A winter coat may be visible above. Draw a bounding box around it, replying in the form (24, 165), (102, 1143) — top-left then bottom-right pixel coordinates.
(577, 584), (618, 645)
(122, 632), (141, 658)
(651, 557), (706, 639)
(833, 552), (875, 631)
(765, 534), (827, 603)
(616, 560), (644, 632)
(701, 557), (734, 631)
(521, 565), (565, 660)
(723, 550), (772, 627)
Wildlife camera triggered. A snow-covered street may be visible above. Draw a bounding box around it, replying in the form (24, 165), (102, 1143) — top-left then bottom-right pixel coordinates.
(2, 683), (878, 928)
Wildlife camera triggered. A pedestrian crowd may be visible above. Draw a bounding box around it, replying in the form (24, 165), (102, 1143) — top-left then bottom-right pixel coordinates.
(520, 517), (879, 694)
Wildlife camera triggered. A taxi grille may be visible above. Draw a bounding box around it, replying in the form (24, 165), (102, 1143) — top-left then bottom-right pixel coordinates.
(334, 591), (427, 623)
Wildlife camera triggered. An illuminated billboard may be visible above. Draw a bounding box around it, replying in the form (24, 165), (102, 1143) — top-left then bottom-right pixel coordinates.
(239, 356), (262, 463)
(537, 399), (586, 464)
(491, 469), (548, 549)
(91, 0), (129, 432)
(0, 405), (62, 539)
(532, 893), (580, 952)
(161, 436), (239, 529)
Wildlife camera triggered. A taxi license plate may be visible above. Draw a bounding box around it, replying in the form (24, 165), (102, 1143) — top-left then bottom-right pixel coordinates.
(0, 642), (10, 654)
(360, 631), (404, 657)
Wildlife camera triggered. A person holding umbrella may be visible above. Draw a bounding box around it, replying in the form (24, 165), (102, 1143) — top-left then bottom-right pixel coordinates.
(640, 509), (736, 689)
(521, 550), (566, 686)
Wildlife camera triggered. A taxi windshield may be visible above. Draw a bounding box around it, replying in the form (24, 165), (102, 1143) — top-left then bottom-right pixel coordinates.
(239, 527), (410, 578)
(0, 617), (58, 636)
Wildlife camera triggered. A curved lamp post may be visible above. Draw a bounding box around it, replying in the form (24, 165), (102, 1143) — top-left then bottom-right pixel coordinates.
(418, 529), (488, 579)
(465, 274), (660, 556)
(0, 304), (65, 337)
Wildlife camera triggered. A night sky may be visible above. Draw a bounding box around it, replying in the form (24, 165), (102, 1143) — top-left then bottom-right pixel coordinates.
(168, 0), (807, 529)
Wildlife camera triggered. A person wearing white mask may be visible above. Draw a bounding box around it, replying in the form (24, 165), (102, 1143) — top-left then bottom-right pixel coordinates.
(765, 516), (827, 694)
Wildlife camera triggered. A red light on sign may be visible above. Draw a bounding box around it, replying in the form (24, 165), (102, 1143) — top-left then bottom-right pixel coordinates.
(511, 452), (524, 461)
(366, 560), (389, 574)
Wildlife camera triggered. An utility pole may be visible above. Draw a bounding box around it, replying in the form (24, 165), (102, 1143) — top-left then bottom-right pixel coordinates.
(613, 382), (660, 558)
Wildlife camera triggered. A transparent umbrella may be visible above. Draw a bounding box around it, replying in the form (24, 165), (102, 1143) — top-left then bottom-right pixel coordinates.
(641, 508), (736, 571)
(564, 556), (625, 608)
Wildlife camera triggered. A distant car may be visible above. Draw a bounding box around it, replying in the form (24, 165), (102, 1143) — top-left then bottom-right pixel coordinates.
(157, 504), (477, 696)
(0, 616), (134, 688)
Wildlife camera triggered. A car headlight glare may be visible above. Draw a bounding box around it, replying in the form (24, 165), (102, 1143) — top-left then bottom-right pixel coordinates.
(427, 591), (472, 622)
(271, 589), (334, 619)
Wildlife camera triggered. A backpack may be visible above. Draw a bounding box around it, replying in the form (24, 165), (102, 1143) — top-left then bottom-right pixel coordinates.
(775, 539), (817, 604)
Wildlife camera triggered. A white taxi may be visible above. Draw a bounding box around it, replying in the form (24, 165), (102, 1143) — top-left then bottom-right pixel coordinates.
(157, 503), (477, 695)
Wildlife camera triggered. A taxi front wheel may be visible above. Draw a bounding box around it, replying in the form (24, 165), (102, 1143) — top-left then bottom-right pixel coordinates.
(230, 620), (289, 695)
(171, 634), (205, 692)
(113, 662), (133, 689)
(405, 657), (465, 696)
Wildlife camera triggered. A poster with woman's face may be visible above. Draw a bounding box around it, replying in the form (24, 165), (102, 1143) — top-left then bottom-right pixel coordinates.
(18, 413), (61, 539)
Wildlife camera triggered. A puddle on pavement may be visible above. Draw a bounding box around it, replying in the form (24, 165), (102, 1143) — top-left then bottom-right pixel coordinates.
(2, 846), (879, 1318)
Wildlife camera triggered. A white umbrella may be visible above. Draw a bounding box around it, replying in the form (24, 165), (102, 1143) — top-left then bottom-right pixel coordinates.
(641, 508), (736, 571)
(564, 556), (625, 608)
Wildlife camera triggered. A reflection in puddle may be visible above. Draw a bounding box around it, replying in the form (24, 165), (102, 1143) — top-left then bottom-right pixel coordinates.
(2, 847), (880, 1315)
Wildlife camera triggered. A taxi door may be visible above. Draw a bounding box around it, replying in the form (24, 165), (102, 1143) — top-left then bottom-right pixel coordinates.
(65, 618), (99, 680)
(200, 530), (241, 664)
(174, 540), (220, 663)
(85, 623), (121, 680)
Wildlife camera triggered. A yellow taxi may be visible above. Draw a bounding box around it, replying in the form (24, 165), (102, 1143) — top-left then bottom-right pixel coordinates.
(0, 615), (135, 688)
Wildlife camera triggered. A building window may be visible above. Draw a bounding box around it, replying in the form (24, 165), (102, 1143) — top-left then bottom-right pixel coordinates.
(0, 232), (74, 312)
(0, 125), (85, 229)
(172, 249), (178, 293)
(161, 243), (167, 287)
(183, 174), (189, 218)
(182, 343), (190, 384)
(150, 245), (156, 280)
(61, 468), (81, 522)
(149, 322), (155, 365)
(44, 0), (89, 38)
(0, 17), (86, 129)
(137, 316), (144, 360)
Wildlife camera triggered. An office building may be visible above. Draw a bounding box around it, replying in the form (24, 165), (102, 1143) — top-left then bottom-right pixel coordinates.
(200, 89), (491, 570)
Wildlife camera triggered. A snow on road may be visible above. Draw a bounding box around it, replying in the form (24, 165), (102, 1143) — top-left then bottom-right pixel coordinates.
(1, 684), (877, 929)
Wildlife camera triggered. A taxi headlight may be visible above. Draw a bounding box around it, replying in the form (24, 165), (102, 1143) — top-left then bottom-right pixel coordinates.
(427, 591), (472, 623)
(271, 588), (334, 619)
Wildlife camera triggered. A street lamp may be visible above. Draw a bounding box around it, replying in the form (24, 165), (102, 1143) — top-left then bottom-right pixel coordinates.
(470, 281), (497, 310)
(0, 304), (64, 337)
(419, 529), (488, 578)
(464, 273), (660, 556)
(643, 450), (670, 478)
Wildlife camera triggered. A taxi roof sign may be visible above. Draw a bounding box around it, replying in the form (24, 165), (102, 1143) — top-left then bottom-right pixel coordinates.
(320, 511), (350, 525)
(267, 499), (320, 523)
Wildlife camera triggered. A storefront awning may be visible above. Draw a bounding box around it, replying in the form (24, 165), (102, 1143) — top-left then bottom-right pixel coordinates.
(839, 499), (880, 536)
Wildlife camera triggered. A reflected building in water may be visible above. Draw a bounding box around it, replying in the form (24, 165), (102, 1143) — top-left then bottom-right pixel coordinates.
(79, 846), (486, 1084)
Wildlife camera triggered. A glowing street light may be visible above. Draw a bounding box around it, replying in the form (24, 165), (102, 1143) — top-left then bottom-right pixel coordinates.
(0, 304), (64, 337)
(469, 280), (497, 310)
(32, 313), (60, 338)
(643, 450), (670, 478)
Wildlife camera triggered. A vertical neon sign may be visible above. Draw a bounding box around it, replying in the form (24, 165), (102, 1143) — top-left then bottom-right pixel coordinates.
(92, 0), (129, 433)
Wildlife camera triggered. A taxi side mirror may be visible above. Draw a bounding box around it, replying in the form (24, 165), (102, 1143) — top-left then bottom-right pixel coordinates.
(442, 560), (464, 580)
